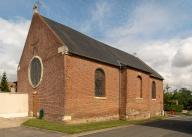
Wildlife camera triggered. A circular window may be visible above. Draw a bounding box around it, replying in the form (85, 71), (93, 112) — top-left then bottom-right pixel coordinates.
(29, 56), (43, 88)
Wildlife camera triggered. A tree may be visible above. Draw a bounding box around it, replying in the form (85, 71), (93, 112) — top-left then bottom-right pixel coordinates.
(164, 88), (192, 111)
(178, 88), (192, 109)
(0, 72), (10, 92)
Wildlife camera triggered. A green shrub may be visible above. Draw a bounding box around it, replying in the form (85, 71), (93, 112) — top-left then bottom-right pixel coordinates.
(39, 109), (44, 119)
(164, 104), (183, 112)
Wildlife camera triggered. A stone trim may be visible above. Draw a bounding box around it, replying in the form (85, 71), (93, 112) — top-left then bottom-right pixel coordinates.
(65, 115), (119, 124)
(58, 45), (68, 55)
(62, 116), (72, 121)
(94, 97), (107, 100)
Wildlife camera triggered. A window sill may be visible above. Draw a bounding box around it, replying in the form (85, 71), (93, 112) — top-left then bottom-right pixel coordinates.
(136, 98), (143, 100)
(152, 99), (157, 101)
(94, 97), (107, 100)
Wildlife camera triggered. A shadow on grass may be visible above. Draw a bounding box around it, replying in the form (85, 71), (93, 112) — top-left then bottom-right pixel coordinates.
(140, 117), (192, 135)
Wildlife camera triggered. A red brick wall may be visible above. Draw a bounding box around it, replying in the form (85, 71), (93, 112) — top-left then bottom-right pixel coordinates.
(17, 13), (65, 121)
(149, 78), (164, 116)
(63, 55), (120, 122)
(125, 69), (163, 119)
(63, 55), (163, 122)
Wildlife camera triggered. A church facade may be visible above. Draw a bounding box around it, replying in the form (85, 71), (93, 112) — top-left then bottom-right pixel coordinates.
(17, 13), (164, 123)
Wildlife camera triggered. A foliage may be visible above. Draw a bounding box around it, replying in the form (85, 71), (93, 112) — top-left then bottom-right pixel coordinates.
(0, 72), (10, 92)
(164, 104), (183, 112)
(164, 88), (192, 111)
(39, 109), (44, 119)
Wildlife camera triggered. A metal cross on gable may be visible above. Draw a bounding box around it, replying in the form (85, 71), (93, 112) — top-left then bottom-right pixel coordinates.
(33, 0), (41, 13)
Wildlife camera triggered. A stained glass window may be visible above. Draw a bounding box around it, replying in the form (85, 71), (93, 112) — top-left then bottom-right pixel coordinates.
(95, 69), (105, 97)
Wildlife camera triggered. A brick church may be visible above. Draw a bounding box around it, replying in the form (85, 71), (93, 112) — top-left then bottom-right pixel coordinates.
(17, 12), (164, 123)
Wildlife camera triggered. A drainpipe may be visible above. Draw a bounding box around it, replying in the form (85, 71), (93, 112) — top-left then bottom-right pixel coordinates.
(117, 60), (122, 120)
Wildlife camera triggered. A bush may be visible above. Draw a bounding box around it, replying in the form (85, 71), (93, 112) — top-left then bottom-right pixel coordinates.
(39, 109), (44, 119)
(164, 104), (183, 112)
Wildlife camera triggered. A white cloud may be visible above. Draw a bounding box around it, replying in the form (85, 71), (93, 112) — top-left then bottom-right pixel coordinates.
(138, 38), (192, 90)
(109, 3), (171, 38)
(172, 39), (192, 67)
(0, 17), (30, 81)
(100, 2), (192, 90)
(80, 1), (111, 33)
(105, 35), (192, 90)
(103, 1), (190, 50)
(91, 1), (110, 23)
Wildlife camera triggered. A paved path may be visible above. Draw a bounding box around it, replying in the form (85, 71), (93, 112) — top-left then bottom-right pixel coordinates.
(0, 126), (66, 137)
(0, 117), (67, 137)
(81, 116), (192, 137)
(0, 117), (28, 129)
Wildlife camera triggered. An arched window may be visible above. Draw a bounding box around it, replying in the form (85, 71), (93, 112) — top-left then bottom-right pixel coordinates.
(95, 68), (105, 97)
(137, 76), (142, 98)
(152, 81), (156, 99)
(29, 56), (43, 88)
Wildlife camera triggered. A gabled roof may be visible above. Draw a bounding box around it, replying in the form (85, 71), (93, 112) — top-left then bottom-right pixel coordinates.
(41, 15), (163, 80)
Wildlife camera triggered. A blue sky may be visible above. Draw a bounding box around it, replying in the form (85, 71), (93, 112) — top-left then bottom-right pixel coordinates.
(0, 0), (192, 89)
(0, 0), (137, 39)
(1, 0), (192, 41)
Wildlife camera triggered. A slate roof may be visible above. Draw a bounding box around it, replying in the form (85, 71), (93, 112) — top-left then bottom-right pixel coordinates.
(42, 15), (163, 80)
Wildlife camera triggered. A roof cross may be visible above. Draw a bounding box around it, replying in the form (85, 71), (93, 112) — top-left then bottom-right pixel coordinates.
(33, 0), (40, 13)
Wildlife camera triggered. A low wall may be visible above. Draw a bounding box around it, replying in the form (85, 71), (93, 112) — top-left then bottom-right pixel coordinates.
(0, 93), (28, 118)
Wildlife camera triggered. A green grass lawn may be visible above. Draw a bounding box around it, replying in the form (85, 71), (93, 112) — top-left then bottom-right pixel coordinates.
(23, 117), (164, 134)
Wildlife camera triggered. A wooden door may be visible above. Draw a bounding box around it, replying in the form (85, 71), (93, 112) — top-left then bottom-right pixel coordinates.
(33, 92), (39, 117)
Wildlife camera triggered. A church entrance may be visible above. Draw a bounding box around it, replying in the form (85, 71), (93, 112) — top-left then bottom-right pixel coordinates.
(32, 92), (39, 117)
